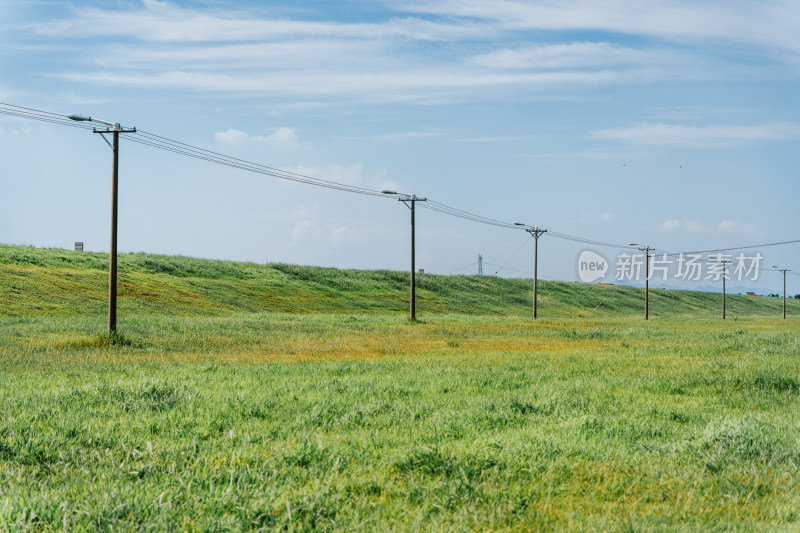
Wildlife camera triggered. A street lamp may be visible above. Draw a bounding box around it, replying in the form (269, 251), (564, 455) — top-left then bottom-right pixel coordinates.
(630, 243), (651, 320)
(69, 113), (136, 334)
(772, 266), (790, 319)
(384, 190), (427, 320)
(515, 223), (547, 319)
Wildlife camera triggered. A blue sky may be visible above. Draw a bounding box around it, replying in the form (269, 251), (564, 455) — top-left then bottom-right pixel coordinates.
(1, 0), (798, 294)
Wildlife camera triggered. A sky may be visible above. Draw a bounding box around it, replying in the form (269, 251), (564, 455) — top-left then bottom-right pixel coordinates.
(1, 0), (799, 295)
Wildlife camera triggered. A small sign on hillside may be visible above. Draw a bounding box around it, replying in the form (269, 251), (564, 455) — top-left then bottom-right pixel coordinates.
(74, 242), (83, 252)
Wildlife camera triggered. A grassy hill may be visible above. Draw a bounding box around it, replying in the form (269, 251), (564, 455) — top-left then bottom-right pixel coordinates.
(1, 243), (795, 318)
(3, 243), (800, 530)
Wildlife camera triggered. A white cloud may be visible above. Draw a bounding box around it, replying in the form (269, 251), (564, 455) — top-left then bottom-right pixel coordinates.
(214, 128), (247, 144)
(661, 219), (703, 232)
(590, 122), (800, 147)
(34, 0), (800, 58)
(467, 42), (657, 69)
(99, 41), (380, 70)
(375, 131), (441, 141)
(59, 69), (633, 99)
(716, 220), (761, 237)
(395, 0), (800, 55)
(0, 125), (32, 136)
(291, 219), (315, 242)
(215, 127), (307, 147)
(454, 135), (539, 143)
(660, 219), (762, 236)
(600, 212), (617, 221)
(253, 127), (303, 147)
(22, 0), (800, 108)
(32, 2), (479, 43)
(523, 149), (651, 160)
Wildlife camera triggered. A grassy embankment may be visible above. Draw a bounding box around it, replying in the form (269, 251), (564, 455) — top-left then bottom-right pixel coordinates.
(1, 244), (799, 530)
(1, 243), (795, 319)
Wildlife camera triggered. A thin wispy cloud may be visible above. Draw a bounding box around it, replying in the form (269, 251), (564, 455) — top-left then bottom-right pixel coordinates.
(214, 128), (248, 144)
(100, 41), (382, 70)
(661, 219), (763, 237)
(394, 0), (800, 54)
(253, 127), (305, 147)
(32, 1), (481, 42)
(375, 131), (441, 141)
(590, 122), (800, 147)
(59, 69), (639, 97)
(453, 135), (540, 143)
(0, 125), (32, 136)
(467, 42), (666, 70)
(523, 149), (650, 160)
(215, 126), (308, 148)
(28, 0), (796, 104)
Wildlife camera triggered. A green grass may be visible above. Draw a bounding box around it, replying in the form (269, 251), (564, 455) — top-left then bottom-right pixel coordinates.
(1, 244), (797, 319)
(1, 244), (799, 530)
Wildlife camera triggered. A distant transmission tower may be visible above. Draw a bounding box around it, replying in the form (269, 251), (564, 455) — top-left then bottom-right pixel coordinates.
(478, 254), (483, 275)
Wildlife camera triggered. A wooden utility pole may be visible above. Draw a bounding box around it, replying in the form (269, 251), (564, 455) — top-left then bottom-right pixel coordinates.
(784, 270), (788, 319)
(721, 259), (730, 320)
(400, 195), (426, 320)
(645, 248), (650, 320)
(95, 126), (136, 334)
(774, 267), (790, 319)
(527, 228), (547, 318)
(630, 244), (651, 320)
(515, 223), (547, 319)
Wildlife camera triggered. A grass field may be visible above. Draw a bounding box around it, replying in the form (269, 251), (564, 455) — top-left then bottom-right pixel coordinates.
(1, 245), (799, 531)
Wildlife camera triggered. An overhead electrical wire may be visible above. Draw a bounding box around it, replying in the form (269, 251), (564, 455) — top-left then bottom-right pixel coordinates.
(480, 234), (533, 284)
(128, 129), (396, 198)
(547, 230), (639, 250)
(0, 103), (96, 131)
(482, 262), (533, 277)
(2, 102), (799, 264)
(420, 200), (521, 229)
(665, 239), (800, 257)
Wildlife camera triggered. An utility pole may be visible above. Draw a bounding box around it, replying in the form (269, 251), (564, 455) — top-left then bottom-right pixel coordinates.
(478, 254), (483, 275)
(384, 192), (427, 320)
(69, 113), (136, 334)
(721, 259), (730, 320)
(403, 195), (426, 320)
(773, 266), (790, 319)
(515, 223), (547, 319)
(630, 244), (651, 320)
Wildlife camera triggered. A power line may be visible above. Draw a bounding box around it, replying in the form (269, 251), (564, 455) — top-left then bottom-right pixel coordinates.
(122, 133), (394, 198)
(420, 200), (522, 229)
(1, 102), (405, 199)
(3, 102), (800, 264)
(547, 230), (639, 250)
(482, 234), (533, 281)
(0, 104), (95, 131)
(482, 261), (530, 276)
(665, 239), (800, 257)
(130, 130), (397, 198)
